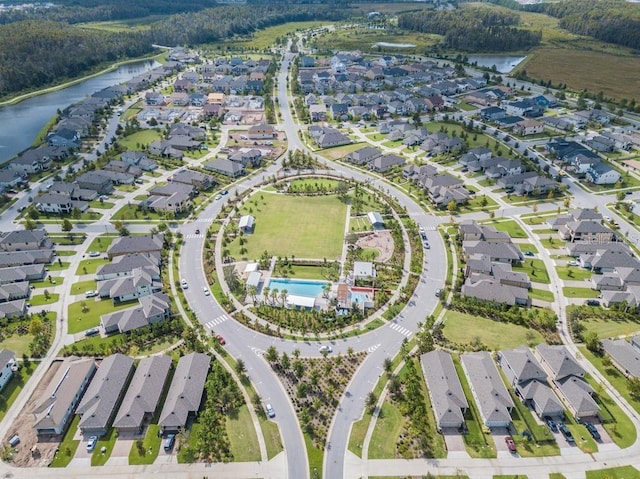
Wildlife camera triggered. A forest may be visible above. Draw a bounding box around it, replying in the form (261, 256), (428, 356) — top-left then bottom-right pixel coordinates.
(526, 0), (640, 50)
(398, 8), (542, 52)
(0, 5), (344, 98)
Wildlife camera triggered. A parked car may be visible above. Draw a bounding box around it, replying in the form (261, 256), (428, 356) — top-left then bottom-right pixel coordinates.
(558, 423), (574, 443)
(84, 327), (100, 337)
(215, 334), (226, 345)
(265, 403), (275, 418)
(423, 240), (430, 249)
(215, 194), (222, 200)
(568, 260), (578, 266)
(85, 290), (98, 298)
(88, 251), (100, 257)
(163, 434), (176, 452)
(435, 288), (443, 297)
(524, 251), (535, 257)
(584, 421), (601, 440)
(195, 228), (200, 235)
(546, 418), (558, 433)
(505, 436), (516, 453)
(586, 299), (601, 307)
(86, 436), (98, 452)
(221, 190), (228, 195)
(603, 215), (611, 222)
(181, 279), (188, 289)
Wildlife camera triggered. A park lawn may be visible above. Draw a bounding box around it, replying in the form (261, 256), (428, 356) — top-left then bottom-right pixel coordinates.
(368, 400), (403, 459)
(289, 265), (331, 281)
(232, 20), (330, 49)
(228, 194), (347, 260)
(349, 216), (372, 233)
(357, 247), (380, 261)
(120, 130), (163, 150)
(513, 259), (550, 284)
(50, 415), (80, 467)
(30, 293), (60, 306)
(67, 299), (137, 334)
(556, 266), (592, 281)
(70, 279), (98, 295)
(129, 424), (162, 465)
(481, 219), (527, 238)
(289, 178), (341, 190)
(227, 404), (261, 462)
(348, 413), (371, 458)
(76, 257), (110, 275)
(0, 363), (35, 422)
(87, 235), (117, 252)
(442, 311), (543, 350)
(260, 417), (283, 460)
(529, 288), (554, 302)
(562, 287), (598, 299)
(586, 467), (640, 479)
(91, 427), (117, 466)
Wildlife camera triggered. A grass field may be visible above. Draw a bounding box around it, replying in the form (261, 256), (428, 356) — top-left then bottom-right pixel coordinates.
(91, 427), (117, 466)
(442, 311), (543, 350)
(562, 287), (598, 299)
(120, 129), (163, 150)
(128, 424), (162, 465)
(349, 413), (371, 458)
(311, 26), (439, 54)
(30, 293), (60, 306)
(513, 259), (550, 284)
(70, 279), (98, 295)
(259, 417), (283, 460)
(481, 219), (527, 238)
(227, 405), (261, 462)
(0, 364), (35, 422)
(49, 415), (80, 467)
(76, 257), (110, 275)
(579, 315), (640, 340)
(67, 298), (137, 334)
(319, 142), (365, 160)
(231, 21), (332, 50)
(529, 288), (554, 302)
(368, 400), (403, 459)
(86, 235), (117, 252)
(556, 266), (592, 281)
(586, 466), (640, 479)
(228, 193), (347, 259)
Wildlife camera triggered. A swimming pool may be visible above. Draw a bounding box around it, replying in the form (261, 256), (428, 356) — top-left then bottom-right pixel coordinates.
(267, 278), (329, 298)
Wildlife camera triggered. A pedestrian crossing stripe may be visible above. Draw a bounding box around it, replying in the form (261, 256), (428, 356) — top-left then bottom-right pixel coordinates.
(389, 322), (412, 337)
(204, 314), (229, 329)
(184, 234), (205, 239)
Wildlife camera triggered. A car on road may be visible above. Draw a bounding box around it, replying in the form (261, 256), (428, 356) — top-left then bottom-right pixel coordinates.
(435, 288), (443, 297)
(524, 251), (535, 257)
(505, 436), (516, 453)
(265, 403), (275, 418)
(163, 434), (176, 452)
(215, 334), (226, 345)
(88, 251), (100, 257)
(584, 421), (601, 440)
(558, 423), (575, 443)
(181, 279), (188, 289)
(84, 327), (100, 337)
(195, 228), (200, 235)
(85, 290), (98, 298)
(423, 240), (430, 249)
(586, 299), (601, 307)
(203, 287), (210, 296)
(215, 194), (222, 200)
(86, 436), (98, 452)
(221, 190), (228, 195)
(319, 345), (333, 354)
(603, 215), (611, 222)
(546, 418), (558, 432)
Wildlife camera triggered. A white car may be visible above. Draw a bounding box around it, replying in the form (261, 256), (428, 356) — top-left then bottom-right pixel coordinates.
(181, 279), (188, 289)
(86, 436), (98, 452)
(265, 403), (275, 418)
(88, 251), (100, 257)
(319, 345), (333, 354)
(203, 287), (210, 296)
(603, 216), (611, 222)
(215, 194), (222, 200)
(85, 290), (98, 298)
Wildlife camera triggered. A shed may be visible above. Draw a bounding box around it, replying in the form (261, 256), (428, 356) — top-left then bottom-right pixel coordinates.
(367, 211), (385, 229)
(239, 215), (255, 234)
(246, 271), (262, 289)
(353, 261), (375, 279)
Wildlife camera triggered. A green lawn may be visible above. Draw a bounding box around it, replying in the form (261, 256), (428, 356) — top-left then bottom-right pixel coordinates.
(30, 293), (60, 306)
(529, 288), (554, 302)
(30, 276), (64, 288)
(86, 235), (117, 252)
(128, 424), (162, 465)
(75, 257), (110, 275)
(260, 417), (283, 460)
(540, 237), (564, 249)
(55, 250), (76, 256)
(556, 266), (592, 281)
(112, 204), (165, 221)
(348, 413), (371, 458)
(0, 363), (35, 422)
(513, 259), (550, 284)
(287, 265), (332, 281)
(67, 299), (137, 334)
(46, 261), (70, 271)
(305, 433), (323, 479)
(89, 200), (115, 209)
(120, 130), (163, 150)
(368, 400), (403, 459)
(442, 311), (544, 350)
(70, 279), (98, 295)
(586, 467), (640, 479)
(579, 316), (640, 339)
(91, 427), (117, 466)
(481, 219), (528, 238)
(228, 193), (347, 260)
(227, 405), (261, 462)
(562, 287), (598, 298)
(49, 414), (80, 467)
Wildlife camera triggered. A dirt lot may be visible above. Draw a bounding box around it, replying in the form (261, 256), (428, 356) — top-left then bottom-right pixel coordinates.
(356, 230), (394, 263)
(4, 360), (62, 467)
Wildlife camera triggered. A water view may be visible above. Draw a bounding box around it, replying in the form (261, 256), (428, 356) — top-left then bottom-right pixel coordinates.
(465, 55), (527, 73)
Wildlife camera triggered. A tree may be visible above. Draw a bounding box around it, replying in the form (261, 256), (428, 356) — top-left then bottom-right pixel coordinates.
(29, 317), (44, 336)
(365, 391), (377, 413)
(71, 207), (81, 220)
(584, 331), (600, 353)
(446, 200), (457, 213)
(629, 377), (640, 399)
(235, 358), (246, 376)
(61, 219), (73, 233)
(383, 357), (393, 376)
(265, 346), (278, 364)
(280, 352), (290, 370)
(24, 219), (36, 230)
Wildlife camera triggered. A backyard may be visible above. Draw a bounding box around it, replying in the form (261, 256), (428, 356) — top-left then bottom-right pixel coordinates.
(67, 298), (138, 334)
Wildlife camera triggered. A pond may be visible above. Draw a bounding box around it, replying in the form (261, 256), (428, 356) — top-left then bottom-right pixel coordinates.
(465, 55), (527, 73)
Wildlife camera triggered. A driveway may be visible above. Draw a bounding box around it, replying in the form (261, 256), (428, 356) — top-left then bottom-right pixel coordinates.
(441, 428), (468, 456)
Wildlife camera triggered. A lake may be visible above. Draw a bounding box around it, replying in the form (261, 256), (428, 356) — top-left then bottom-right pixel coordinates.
(465, 55), (527, 74)
(0, 59), (159, 165)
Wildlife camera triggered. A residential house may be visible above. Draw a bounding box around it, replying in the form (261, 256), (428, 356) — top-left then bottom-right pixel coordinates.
(143, 185), (192, 214)
(461, 352), (514, 428)
(34, 193), (76, 214)
(121, 151), (158, 172)
(0, 350), (16, 392)
(0, 230), (53, 252)
(204, 158), (245, 178)
(317, 130), (351, 149)
(370, 154), (405, 173)
(558, 220), (615, 243)
(462, 241), (523, 264)
(462, 276), (530, 306)
(601, 339), (640, 379)
(586, 162), (622, 185)
(76, 354), (134, 437)
(76, 172), (114, 195)
(248, 123), (276, 140)
(112, 355), (171, 433)
(0, 264), (46, 285)
(98, 268), (162, 303)
(420, 351), (468, 430)
(107, 235), (164, 261)
(96, 253), (159, 282)
(171, 169), (214, 190)
(346, 146), (381, 166)
(159, 352), (211, 432)
(33, 357), (96, 435)
(514, 119), (544, 136)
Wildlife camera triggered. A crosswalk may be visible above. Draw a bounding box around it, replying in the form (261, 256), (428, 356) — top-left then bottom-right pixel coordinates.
(204, 314), (230, 330)
(420, 225), (437, 231)
(193, 218), (214, 223)
(183, 234), (205, 239)
(389, 322), (413, 338)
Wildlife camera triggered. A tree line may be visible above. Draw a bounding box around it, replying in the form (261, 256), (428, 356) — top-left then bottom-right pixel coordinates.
(0, 5), (344, 98)
(398, 8), (542, 52)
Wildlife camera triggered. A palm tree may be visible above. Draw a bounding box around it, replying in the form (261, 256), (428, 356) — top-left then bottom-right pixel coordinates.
(270, 288), (279, 306)
(262, 286), (270, 305)
(248, 285), (258, 303)
(280, 289), (288, 306)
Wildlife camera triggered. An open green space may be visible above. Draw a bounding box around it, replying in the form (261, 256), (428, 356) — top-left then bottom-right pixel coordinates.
(442, 311), (543, 350)
(228, 193), (347, 260)
(529, 288), (554, 302)
(305, 433), (323, 479)
(0, 363), (35, 422)
(45, 261), (70, 272)
(562, 287), (598, 299)
(76, 257), (110, 275)
(120, 129), (163, 150)
(259, 418), (283, 460)
(91, 427), (117, 466)
(229, 20), (331, 50)
(87, 236), (117, 252)
(586, 467), (640, 479)
(556, 266), (592, 281)
(71, 279), (98, 295)
(348, 413), (371, 458)
(55, 250), (76, 256)
(30, 293), (60, 306)
(286, 265), (333, 281)
(67, 299), (136, 334)
(227, 404), (261, 462)
(518, 243), (539, 254)
(318, 142), (365, 160)
(0, 334), (33, 358)
(578, 314), (640, 339)
(513, 259), (550, 284)
(481, 219), (528, 238)
(89, 200), (115, 209)
(368, 400), (404, 459)
(49, 415), (80, 467)
(128, 424), (162, 465)
(112, 204), (166, 221)
(311, 25), (438, 54)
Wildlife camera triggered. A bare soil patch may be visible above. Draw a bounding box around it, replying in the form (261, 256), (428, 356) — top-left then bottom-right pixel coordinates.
(356, 230), (394, 263)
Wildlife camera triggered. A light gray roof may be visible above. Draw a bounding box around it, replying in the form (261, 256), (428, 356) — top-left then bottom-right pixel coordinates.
(108, 235), (164, 257)
(76, 354), (134, 432)
(33, 357), (96, 432)
(0, 264), (44, 284)
(113, 355), (171, 429)
(101, 292), (170, 333)
(462, 241), (522, 262)
(159, 352), (210, 429)
(0, 349), (15, 370)
(0, 230), (50, 250)
(461, 278), (528, 306)
(461, 352), (514, 426)
(567, 241), (630, 256)
(601, 339), (640, 379)
(519, 379), (564, 416)
(420, 351), (468, 427)
(591, 250), (640, 270)
(499, 347), (546, 384)
(557, 375), (599, 416)
(535, 344), (584, 380)
(96, 253), (159, 277)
